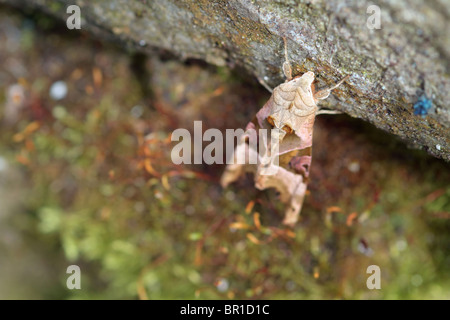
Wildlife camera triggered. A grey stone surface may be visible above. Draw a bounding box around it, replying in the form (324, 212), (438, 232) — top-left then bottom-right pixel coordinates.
(1, 0), (449, 160)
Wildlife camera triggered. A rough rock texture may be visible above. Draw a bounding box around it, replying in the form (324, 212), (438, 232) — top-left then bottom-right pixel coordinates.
(1, 0), (449, 160)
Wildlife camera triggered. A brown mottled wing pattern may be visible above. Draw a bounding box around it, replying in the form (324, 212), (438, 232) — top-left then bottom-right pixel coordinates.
(221, 72), (319, 226)
(221, 71), (347, 226)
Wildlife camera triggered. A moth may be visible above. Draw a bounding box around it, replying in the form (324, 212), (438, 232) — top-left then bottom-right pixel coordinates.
(221, 38), (349, 226)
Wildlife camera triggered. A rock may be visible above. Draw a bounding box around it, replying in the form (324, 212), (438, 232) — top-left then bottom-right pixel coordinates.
(1, 0), (449, 160)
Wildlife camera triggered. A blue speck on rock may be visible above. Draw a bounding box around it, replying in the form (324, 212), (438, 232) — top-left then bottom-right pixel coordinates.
(413, 95), (432, 117)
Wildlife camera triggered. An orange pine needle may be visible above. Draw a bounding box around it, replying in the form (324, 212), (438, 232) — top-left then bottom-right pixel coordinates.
(253, 212), (261, 230)
(144, 159), (159, 176)
(326, 206), (342, 214)
(246, 233), (260, 244)
(346, 212), (358, 226)
(245, 200), (255, 214)
(93, 67), (103, 88)
(229, 222), (250, 230)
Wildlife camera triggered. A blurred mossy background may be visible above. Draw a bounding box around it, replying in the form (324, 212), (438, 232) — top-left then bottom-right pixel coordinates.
(0, 6), (449, 299)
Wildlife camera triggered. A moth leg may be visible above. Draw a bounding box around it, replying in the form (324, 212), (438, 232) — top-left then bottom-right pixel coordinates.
(256, 75), (273, 93)
(316, 109), (343, 115)
(314, 74), (350, 100)
(282, 37), (293, 81)
(257, 36), (295, 92)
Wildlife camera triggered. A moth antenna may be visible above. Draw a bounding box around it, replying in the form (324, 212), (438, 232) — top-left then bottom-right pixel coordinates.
(283, 36), (289, 63)
(282, 37), (293, 81)
(327, 74), (350, 91)
(314, 74), (350, 100)
(257, 75), (274, 93)
(316, 109), (343, 115)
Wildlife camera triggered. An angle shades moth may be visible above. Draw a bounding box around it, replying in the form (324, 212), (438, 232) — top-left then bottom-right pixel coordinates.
(221, 38), (349, 226)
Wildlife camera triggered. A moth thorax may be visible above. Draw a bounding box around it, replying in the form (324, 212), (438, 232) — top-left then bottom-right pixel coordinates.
(292, 90), (317, 117)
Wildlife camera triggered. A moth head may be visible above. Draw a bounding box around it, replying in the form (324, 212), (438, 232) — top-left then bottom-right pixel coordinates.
(291, 71), (317, 111)
(290, 71), (314, 87)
